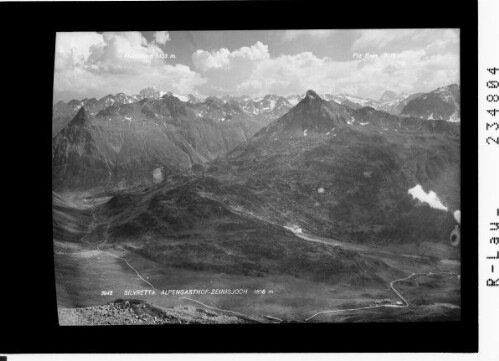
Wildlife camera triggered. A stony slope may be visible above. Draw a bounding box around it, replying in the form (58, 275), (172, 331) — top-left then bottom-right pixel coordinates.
(58, 299), (252, 325)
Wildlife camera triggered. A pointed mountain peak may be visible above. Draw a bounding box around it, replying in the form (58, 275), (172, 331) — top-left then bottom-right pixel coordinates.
(297, 89), (324, 107)
(254, 90), (346, 138)
(69, 107), (90, 127)
(305, 89), (320, 100)
(161, 91), (186, 101)
(161, 92), (181, 102)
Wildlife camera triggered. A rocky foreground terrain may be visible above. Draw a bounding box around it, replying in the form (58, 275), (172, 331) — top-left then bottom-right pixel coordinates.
(58, 299), (252, 325)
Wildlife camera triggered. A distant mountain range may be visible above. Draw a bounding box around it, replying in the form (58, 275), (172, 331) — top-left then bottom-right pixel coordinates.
(317, 85), (459, 121)
(53, 88), (294, 137)
(53, 84), (460, 136)
(400, 84), (460, 122)
(52, 84), (460, 192)
(52, 94), (264, 191)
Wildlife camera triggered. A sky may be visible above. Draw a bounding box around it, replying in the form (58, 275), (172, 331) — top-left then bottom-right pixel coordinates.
(53, 29), (459, 102)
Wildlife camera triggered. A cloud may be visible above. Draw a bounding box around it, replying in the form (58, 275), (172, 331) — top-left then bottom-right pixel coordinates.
(282, 30), (335, 41)
(54, 32), (105, 71)
(352, 29), (459, 53)
(154, 31), (170, 45)
(234, 51), (351, 96)
(344, 48), (459, 98)
(192, 41), (269, 72)
(192, 38), (458, 99)
(54, 31), (206, 101)
(192, 41), (350, 96)
(79, 32), (168, 76)
(192, 48), (231, 71)
(352, 30), (416, 51)
(54, 30), (460, 101)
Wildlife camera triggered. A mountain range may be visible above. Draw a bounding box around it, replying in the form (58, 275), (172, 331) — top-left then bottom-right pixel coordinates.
(54, 88), (460, 244)
(53, 84), (460, 136)
(400, 84), (460, 121)
(52, 84), (460, 192)
(53, 84), (461, 323)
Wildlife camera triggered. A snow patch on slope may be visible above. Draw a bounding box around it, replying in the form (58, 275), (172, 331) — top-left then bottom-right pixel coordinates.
(408, 184), (448, 211)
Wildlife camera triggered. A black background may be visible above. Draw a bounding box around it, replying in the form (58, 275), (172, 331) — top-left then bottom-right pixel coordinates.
(0, 0), (477, 354)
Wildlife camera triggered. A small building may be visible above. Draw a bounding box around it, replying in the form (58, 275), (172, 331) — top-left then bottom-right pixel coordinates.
(374, 299), (392, 305)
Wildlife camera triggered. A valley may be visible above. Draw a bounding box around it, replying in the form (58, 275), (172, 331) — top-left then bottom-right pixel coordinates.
(55, 186), (460, 324)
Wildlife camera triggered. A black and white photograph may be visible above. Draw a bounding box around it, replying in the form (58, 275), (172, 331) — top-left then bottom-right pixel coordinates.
(52, 29), (462, 326)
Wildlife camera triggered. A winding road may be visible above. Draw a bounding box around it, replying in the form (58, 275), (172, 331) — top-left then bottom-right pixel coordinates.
(96, 245), (158, 291)
(305, 270), (460, 321)
(78, 202), (158, 291)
